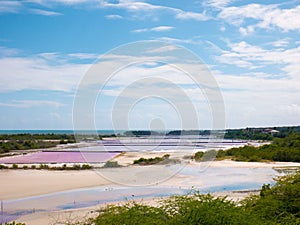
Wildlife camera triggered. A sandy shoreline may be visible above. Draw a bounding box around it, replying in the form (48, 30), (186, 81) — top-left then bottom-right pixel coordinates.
(0, 170), (111, 200)
(1, 151), (299, 225)
(14, 190), (262, 225)
(1, 155), (299, 200)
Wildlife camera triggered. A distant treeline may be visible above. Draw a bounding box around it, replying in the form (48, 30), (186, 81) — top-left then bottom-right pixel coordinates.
(1, 126), (300, 153)
(124, 130), (213, 136)
(0, 140), (61, 153)
(0, 133), (76, 141)
(124, 126), (300, 140)
(195, 132), (300, 162)
(123, 130), (161, 136)
(224, 126), (300, 140)
(0, 133), (119, 153)
(0, 133), (76, 154)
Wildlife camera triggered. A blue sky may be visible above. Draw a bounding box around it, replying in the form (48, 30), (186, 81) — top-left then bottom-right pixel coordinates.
(0, 0), (300, 130)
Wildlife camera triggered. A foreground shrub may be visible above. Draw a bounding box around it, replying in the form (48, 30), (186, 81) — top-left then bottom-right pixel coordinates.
(86, 194), (263, 225)
(89, 202), (168, 225)
(162, 194), (262, 225)
(242, 171), (300, 224)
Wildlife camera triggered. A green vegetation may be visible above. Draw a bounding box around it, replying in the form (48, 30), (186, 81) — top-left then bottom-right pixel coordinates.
(71, 172), (300, 225)
(9, 172), (300, 225)
(165, 126), (300, 140)
(12, 163), (18, 169)
(224, 126), (300, 140)
(0, 133), (75, 141)
(124, 130), (161, 136)
(37, 163), (93, 170)
(193, 151), (204, 161)
(167, 130), (211, 136)
(133, 154), (170, 165)
(192, 150), (219, 162)
(217, 133), (300, 162)
(0, 133), (76, 154)
(242, 172), (300, 224)
(103, 161), (121, 168)
(0, 140), (58, 154)
(0, 163), (93, 170)
(4, 222), (26, 225)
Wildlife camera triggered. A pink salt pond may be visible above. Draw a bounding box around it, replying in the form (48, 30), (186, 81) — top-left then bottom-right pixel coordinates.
(0, 151), (120, 164)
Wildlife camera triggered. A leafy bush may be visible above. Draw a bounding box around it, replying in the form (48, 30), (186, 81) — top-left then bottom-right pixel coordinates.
(193, 151), (204, 161)
(133, 154), (170, 165)
(87, 193), (263, 225)
(81, 164), (93, 170)
(242, 171), (300, 224)
(163, 194), (261, 225)
(103, 161), (121, 168)
(22, 165), (28, 170)
(90, 202), (168, 225)
(0, 164), (9, 169)
(12, 164), (18, 169)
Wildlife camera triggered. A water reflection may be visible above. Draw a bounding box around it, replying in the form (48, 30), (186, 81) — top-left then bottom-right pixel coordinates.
(1, 165), (279, 223)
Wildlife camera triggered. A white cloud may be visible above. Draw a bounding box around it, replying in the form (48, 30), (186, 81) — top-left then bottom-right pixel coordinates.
(30, 8), (62, 16)
(208, 38), (300, 127)
(151, 26), (174, 32)
(175, 11), (208, 21)
(204, 0), (234, 9)
(132, 28), (147, 33)
(0, 46), (20, 57)
(217, 41), (300, 77)
(279, 104), (300, 116)
(0, 1), (22, 13)
(0, 0), (95, 15)
(158, 36), (203, 45)
(68, 53), (99, 59)
(213, 71), (300, 128)
(54, 0), (90, 4)
(0, 100), (64, 108)
(27, 0), (92, 5)
(0, 52), (89, 93)
(145, 45), (180, 54)
(1, 0), (210, 21)
(219, 4), (300, 31)
(132, 26), (174, 33)
(105, 14), (123, 19)
(239, 26), (254, 36)
(270, 38), (290, 48)
(100, 0), (209, 21)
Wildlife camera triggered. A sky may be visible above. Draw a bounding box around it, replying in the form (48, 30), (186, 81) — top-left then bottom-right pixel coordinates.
(0, 0), (300, 130)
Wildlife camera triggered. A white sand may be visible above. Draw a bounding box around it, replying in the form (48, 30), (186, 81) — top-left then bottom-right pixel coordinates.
(1, 152), (300, 225)
(1, 153), (300, 200)
(0, 170), (111, 200)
